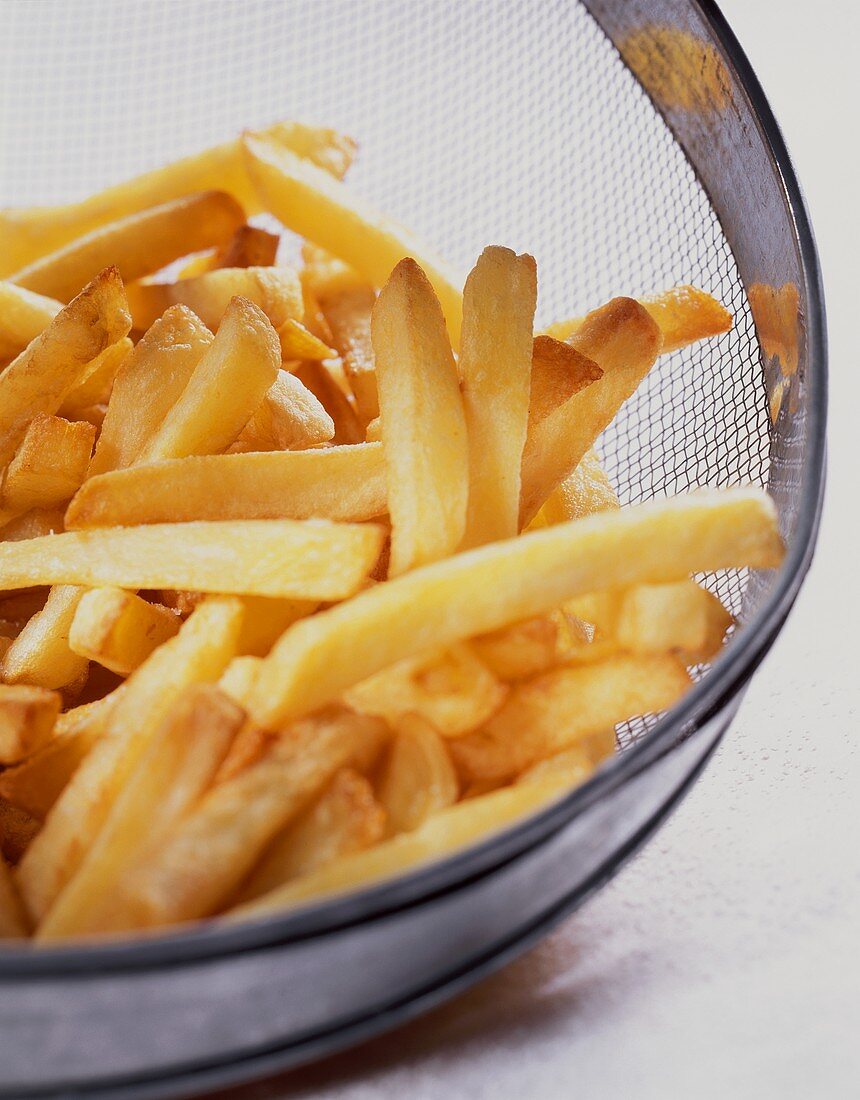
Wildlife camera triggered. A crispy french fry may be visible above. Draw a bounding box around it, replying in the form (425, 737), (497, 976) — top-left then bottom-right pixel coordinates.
(471, 616), (560, 681)
(66, 444), (387, 529)
(126, 265), (302, 332)
(0, 586), (89, 692)
(0, 509), (65, 542)
(614, 581), (731, 658)
(0, 685), (62, 765)
(450, 655), (691, 782)
(136, 297), (279, 462)
(250, 488), (783, 727)
(538, 449), (619, 525)
(0, 121), (356, 276)
(0, 852), (28, 937)
(68, 588), (180, 675)
(88, 306), (213, 477)
(235, 369), (335, 452)
(460, 247), (537, 547)
(291, 360), (363, 445)
(237, 598), (317, 658)
(0, 799), (40, 864)
(218, 656), (263, 706)
(516, 730), (616, 785)
(218, 225), (280, 269)
(236, 768), (384, 904)
(373, 259), (468, 575)
(102, 708), (387, 931)
(0, 268), (130, 470)
(0, 520), (385, 600)
(277, 318), (336, 361)
(344, 644), (507, 737)
(0, 414), (95, 518)
(378, 715), (458, 835)
(528, 337), (603, 427)
(10, 192), (245, 303)
(37, 685), (243, 940)
(243, 132), (463, 344)
(58, 337), (132, 419)
(520, 298), (662, 525)
(0, 282), (61, 363)
(16, 597), (244, 920)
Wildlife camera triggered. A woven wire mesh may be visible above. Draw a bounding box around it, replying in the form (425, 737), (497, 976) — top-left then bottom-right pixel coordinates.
(0, 0), (772, 751)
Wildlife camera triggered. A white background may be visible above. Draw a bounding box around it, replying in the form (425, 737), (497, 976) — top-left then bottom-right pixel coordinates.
(219, 5), (860, 1098)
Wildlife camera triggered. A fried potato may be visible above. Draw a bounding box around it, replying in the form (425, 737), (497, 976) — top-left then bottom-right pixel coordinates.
(471, 616), (560, 681)
(450, 655), (691, 782)
(126, 265), (302, 332)
(88, 306), (213, 477)
(37, 685), (243, 940)
(218, 224), (280, 269)
(0, 799), (40, 864)
(9, 192), (244, 303)
(373, 259), (468, 575)
(100, 708), (387, 931)
(17, 597), (243, 920)
(277, 318), (336, 361)
(517, 730), (616, 785)
(459, 247), (536, 547)
(0, 520), (386, 600)
(237, 597), (317, 658)
(217, 656), (263, 706)
(0, 121), (356, 275)
(68, 588), (180, 676)
(520, 298), (662, 525)
(0, 268), (130, 470)
(615, 581), (732, 659)
(0, 508), (65, 542)
(365, 416), (382, 443)
(0, 414), (95, 519)
(0, 853), (28, 937)
(0, 586), (89, 692)
(345, 644), (507, 738)
(136, 297), (280, 462)
(236, 768), (384, 904)
(0, 685), (61, 765)
(0, 282), (61, 363)
(249, 488), (782, 728)
(235, 369), (335, 452)
(58, 337), (132, 420)
(291, 360), (364, 445)
(243, 131), (463, 344)
(538, 449), (619, 525)
(528, 337), (603, 427)
(377, 715), (458, 836)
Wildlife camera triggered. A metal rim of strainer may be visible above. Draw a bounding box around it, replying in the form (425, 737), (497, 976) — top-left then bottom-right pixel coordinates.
(0, 0), (827, 977)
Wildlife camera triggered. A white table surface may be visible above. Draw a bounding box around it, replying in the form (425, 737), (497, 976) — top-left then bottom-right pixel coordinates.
(215, 5), (859, 1098)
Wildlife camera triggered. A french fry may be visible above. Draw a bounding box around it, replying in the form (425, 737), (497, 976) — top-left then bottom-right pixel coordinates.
(157, 590), (205, 618)
(0, 282), (61, 363)
(16, 597), (244, 920)
(450, 655), (691, 782)
(0, 268), (131, 470)
(373, 259), (468, 575)
(378, 715), (459, 835)
(0, 685), (62, 765)
(68, 588), (180, 675)
(58, 337), (133, 419)
(0, 414), (96, 519)
(136, 297), (280, 462)
(88, 306), (213, 477)
(218, 656), (263, 706)
(0, 853), (28, 937)
(471, 616), (560, 681)
(0, 509), (65, 542)
(614, 581), (732, 658)
(235, 369), (335, 452)
(126, 265), (302, 332)
(0, 520), (386, 600)
(365, 416), (382, 443)
(0, 586), (89, 692)
(291, 360), (364, 445)
(538, 449), (619, 525)
(218, 224), (280, 269)
(344, 644), (507, 737)
(236, 768), (384, 904)
(277, 319), (336, 362)
(459, 247), (537, 547)
(528, 337), (603, 427)
(237, 598), (317, 658)
(66, 444), (387, 529)
(9, 192), (245, 303)
(249, 488), (783, 727)
(0, 121), (356, 276)
(101, 708), (387, 931)
(517, 730), (616, 785)
(37, 685), (243, 940)
(243, 132), (463, 344)
(0, 799), (40, 864)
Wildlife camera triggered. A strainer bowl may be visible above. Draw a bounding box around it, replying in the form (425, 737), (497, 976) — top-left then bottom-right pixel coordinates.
(0, 1), (825, 1096)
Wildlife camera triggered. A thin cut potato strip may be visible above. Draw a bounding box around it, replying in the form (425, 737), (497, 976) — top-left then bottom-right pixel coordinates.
(0, 282), (61, 363)
(291, 360), (364, 445)
(9, 192), (244, 303)
(66, 445), (387, 529)
(310, 265), (378, 425)
(68, 588), (180, 675)
(528, 337), (603, 428)
(538, 449), (619, 525)
(517, 731), (617, 786)
(0, 586), (89, 693)
(59, 337), (133, 420)
(0, 414), (95, 522)
(250, 488), (783, 728)
(277, 318), (336, 362)
(234, 370), (334, 453)
(377, 715), (459, 836)
(218, 225), (280, 270)
(471, 616), (560, 682)
(0, 520), (386, 600)
(0, 685), (62, 765)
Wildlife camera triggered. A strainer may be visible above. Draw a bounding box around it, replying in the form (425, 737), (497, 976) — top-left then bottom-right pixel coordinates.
(0, 0), (826, 1095)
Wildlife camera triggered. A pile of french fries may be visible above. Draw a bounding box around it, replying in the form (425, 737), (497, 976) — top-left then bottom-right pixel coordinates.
(0, 121), (784, 943)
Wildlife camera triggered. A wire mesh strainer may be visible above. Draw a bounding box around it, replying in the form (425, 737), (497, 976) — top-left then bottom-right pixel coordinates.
(0, 1), (825, 1095)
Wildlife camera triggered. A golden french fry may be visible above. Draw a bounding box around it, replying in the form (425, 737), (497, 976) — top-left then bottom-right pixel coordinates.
(538, 449), (619, 525)
(126, 265), (302, 332)
(218, 224), (280, 269)
(243, 132), (463, 344)
(17, 597), (244, 920)
(0, 685), (62, 765)
(615, 581), (732, 658)
(471, 616), (560, 681)
(277, 318), (336, 361)
(0, 798), (40, 864)
(517, 730), (616, 785)
(58, 337), (132, 421)
(237, 598), (317, 658)
(217, 656), (263, 706)
(0, 121), (356, 276)
(528, 337), (603, 427)
(378, 715), (458, 836)
(0, 268), (131, 470)
(344, 644), (507, 737)
(9, 192), (245, 303)
(66, 444), (387, 529)
(0, 586), (89, 692)
(68, 588), (180, 675)
(460, 247), (537, 547)
(0, 852), (29, 937)
(0, 520), (385, 600)
(373, 259), (468, 575)
(450, 655), (691, 782)
(89, 306), (213, 477)
(291, 360), (364, 445)
(0, 414), (96, 518)
(235, 369), (335, 452)
(250, 488), (783, 728)
(520, 298), (662, 525)
(0, 282), (61, 363)
(0, 508), (65, 542)
(236, 768), (384, 904)
(137, 297), (279, 462)
(365, 416), (382, 443)
(37, 685), (243, 940)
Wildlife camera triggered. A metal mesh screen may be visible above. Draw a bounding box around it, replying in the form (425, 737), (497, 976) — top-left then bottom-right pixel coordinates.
(0, 0), (772, 748)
